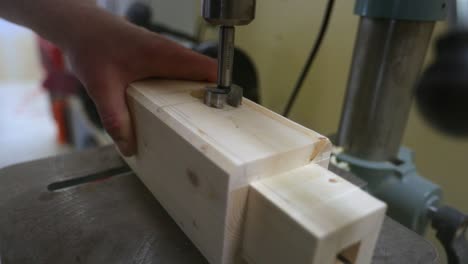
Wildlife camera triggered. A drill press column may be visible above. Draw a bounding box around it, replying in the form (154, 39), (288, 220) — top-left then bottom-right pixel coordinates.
(202, 0), (256, 108)
(336, 0), (447, 234)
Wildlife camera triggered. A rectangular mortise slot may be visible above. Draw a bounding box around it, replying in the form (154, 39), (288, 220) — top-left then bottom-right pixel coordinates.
(336, 242), (361, 264)
(47, 165), (132, 191)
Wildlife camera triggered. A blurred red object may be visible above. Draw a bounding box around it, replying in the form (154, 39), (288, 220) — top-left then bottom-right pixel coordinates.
(38, 37), (64, 71)
(38, 38), (81, 144)
(38, 38), (80, 95)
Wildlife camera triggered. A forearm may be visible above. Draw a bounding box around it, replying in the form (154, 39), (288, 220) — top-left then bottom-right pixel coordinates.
(0, 0), (217, 156)
(0, 0), (128, 50)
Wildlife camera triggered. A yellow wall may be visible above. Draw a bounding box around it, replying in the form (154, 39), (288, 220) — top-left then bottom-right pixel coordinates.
(227, 0), (467, 261)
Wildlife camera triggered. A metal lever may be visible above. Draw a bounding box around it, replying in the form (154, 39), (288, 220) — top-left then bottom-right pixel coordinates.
(429, 206), (468, 264)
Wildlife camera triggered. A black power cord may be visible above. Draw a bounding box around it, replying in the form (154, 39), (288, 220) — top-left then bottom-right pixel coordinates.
(282, 0), (336, 117)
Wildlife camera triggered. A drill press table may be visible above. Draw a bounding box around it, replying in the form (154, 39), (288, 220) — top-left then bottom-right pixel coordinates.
(0, 146), (438, 264)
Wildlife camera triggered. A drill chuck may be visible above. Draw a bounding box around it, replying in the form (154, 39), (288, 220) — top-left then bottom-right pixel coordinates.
(202, 0), (256, 26)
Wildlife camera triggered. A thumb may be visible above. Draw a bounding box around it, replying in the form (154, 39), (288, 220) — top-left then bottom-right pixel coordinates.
(87, 77), (135, 156)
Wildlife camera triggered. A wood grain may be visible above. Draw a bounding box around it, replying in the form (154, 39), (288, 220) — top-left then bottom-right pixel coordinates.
(123, 79), (384, 264)
(243, 164), (386, 264)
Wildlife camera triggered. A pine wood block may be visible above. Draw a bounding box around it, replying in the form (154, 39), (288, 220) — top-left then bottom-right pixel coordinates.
(243, 164), (386, 264)
(123, 80), (386, 264)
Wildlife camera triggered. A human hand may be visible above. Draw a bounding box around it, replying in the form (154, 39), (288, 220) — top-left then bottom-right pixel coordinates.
(64, 15), (217, 156)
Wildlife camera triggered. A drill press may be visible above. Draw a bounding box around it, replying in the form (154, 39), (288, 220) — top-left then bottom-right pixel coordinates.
(202, 0), (256, 108)
(336, 4), (467, 262)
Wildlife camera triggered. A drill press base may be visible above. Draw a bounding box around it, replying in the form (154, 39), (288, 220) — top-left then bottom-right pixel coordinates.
(0, 146), (438, 264)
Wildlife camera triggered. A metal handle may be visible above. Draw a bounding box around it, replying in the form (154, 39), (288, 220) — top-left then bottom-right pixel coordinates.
(429, 206), (468, 264)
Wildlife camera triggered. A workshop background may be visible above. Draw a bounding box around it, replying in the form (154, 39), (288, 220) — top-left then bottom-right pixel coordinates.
(0, 0), (465, 263)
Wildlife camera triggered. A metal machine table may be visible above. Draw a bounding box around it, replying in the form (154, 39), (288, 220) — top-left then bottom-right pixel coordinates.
(0, 146), (439, 264)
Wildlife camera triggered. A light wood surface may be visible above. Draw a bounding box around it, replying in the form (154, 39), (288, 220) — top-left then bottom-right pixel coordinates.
(123, 79), (385, 264)
(243, 164), (386, 264)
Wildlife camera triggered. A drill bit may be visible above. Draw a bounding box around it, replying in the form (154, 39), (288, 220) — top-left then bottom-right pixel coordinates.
(202, 0), (256, 108)
(217, 25), (235, 89)
(204, 25), (241, 109)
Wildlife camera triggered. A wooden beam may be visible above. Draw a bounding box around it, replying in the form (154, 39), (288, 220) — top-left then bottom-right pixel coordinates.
(243, 164), (386, 264)
(123, 80), (385, 264)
